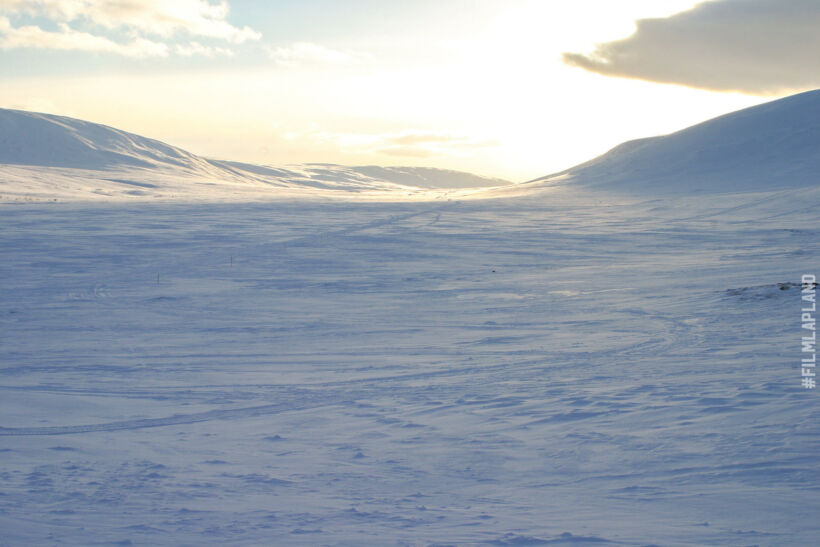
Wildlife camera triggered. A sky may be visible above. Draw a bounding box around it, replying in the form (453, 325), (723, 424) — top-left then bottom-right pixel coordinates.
(1, 0), (817, 181)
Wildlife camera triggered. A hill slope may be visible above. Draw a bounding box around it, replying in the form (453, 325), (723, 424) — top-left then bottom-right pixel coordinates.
(530, 89), (820, 195)
(4, 89), (820, 201)
(0, 109), (508, 201)
(0, 109), (216, 172)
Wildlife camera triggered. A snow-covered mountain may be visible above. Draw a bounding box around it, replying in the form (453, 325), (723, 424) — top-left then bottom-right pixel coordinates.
(3, 89), (820, 202)
(0, 109), (508, 201)
(528, 88), (820, 195)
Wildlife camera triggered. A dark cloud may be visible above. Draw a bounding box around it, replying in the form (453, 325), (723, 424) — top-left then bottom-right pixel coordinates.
(562, 0), (820, 94)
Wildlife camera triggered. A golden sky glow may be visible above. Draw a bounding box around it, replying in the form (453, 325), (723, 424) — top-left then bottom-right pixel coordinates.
(0, 1), (792, 180)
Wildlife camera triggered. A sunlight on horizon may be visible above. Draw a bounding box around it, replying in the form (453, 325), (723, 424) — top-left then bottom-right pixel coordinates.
(0, 0), (777, 180)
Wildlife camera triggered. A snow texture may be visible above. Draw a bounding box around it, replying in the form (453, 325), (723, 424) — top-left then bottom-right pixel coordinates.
(530, 89), (820, 195)
(0, 109), (508, 203)
(0, 92), (819, 546)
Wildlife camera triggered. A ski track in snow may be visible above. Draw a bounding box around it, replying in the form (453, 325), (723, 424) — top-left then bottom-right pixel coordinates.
(0, 194), (818, 546)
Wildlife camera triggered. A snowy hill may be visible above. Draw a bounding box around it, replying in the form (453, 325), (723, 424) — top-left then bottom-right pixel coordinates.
(2, 97), (820, 546)
(3, 89), (820, 202)
(529, 88), (820, 195)
(0, 109), (508, 201)
(0, 109), (215, 172)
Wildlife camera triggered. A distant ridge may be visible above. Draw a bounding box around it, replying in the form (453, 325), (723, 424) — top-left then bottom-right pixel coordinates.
(0, 109), (508, 201)
(3, 89), (820, 201)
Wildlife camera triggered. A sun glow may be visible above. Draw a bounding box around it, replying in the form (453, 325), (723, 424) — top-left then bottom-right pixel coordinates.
(0, 0), (768, 181)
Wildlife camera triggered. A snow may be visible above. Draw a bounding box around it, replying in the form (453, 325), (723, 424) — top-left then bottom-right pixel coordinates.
(4, 90), (818, 203)
(0, 93), (819, 545)
(0, 109), (211, 172)
(529, 88), (820, 195)
(0, 109), (509, 203)
(1, 190), (818, 545)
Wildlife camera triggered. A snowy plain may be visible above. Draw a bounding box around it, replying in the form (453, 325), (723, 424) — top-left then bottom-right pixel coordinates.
(1, 189), (818, 546)
(1, 93), (820, 546)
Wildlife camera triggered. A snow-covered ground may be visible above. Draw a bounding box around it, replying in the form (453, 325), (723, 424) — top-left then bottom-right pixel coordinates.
(1, 92), (819, 545)
(1, 186), (818, 546)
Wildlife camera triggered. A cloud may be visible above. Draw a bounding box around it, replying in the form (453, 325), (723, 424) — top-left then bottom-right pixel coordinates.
(0, 15), (168, 56)
(385, 133), (462, 146)
(175, 41), (233, 57)
(562, 0), (820, 95)
(378, 146), (435, 159)
(301, 129), (496, 159)
(267, 42), (364, 68)
(1, 0), (260, 42)
(0, 0), (258, 57)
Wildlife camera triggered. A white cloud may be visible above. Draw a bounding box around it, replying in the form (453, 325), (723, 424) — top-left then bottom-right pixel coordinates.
(0, 0), (258, 57)
(267, 42), (364, 68)
(0, 15), (168, 56)
(562, 0), (820, 95)
(0, 0), (259, 41)
(302, 128), (496, 159)
(385, 133), (462, 146)
(175, 41), (232, 57)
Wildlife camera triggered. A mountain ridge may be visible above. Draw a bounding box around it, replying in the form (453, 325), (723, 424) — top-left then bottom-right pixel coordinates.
(0, 108), (508, 201)
(2, 89), (820, 201)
